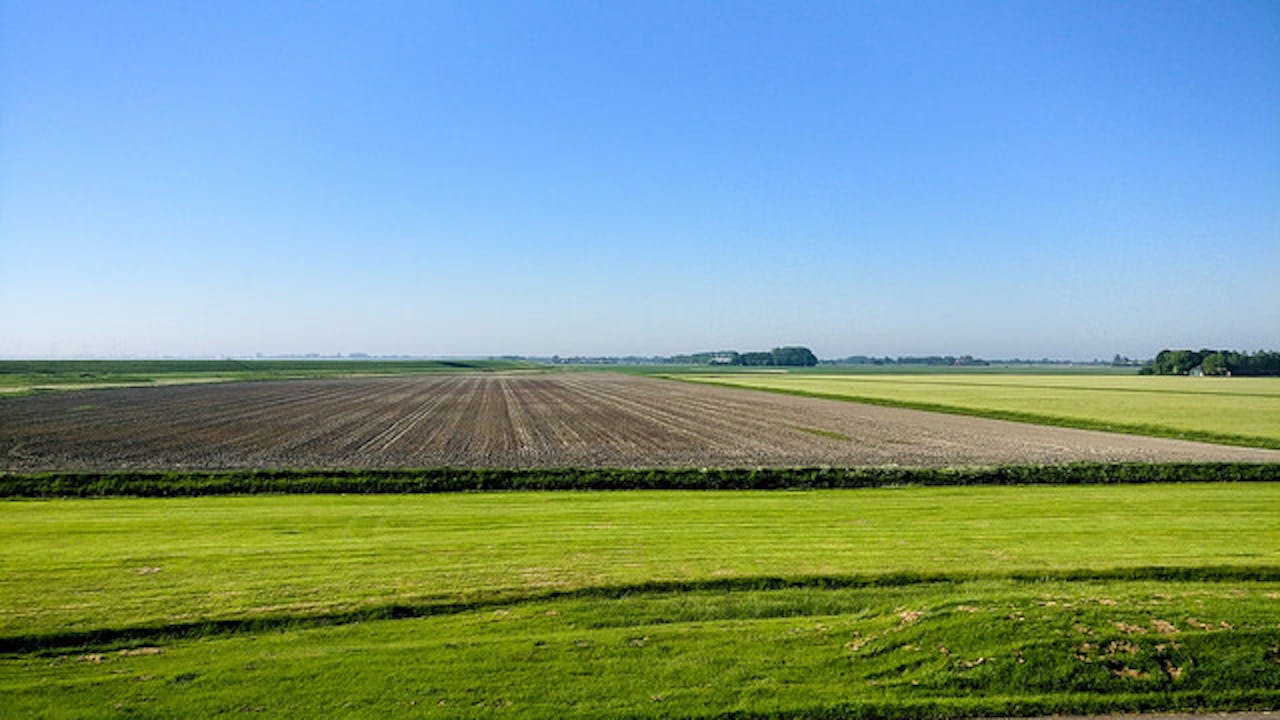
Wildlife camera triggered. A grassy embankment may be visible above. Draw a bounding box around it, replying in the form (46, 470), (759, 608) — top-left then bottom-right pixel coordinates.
(3, 483), (1278, 718)
(667, 372), (1280, 449)
(0, 359), (542, 396)
(2, 462), (1278, 497)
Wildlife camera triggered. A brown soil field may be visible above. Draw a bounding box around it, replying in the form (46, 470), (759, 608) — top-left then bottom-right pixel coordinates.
(2, 373), (1278, 471)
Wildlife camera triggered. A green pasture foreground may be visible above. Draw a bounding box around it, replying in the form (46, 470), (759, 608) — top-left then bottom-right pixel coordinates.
(7, 580), (1278, 719)
(2, 483), (1279, 717)
(0, 358), (540, 395)
(673, 372), (1280, 449)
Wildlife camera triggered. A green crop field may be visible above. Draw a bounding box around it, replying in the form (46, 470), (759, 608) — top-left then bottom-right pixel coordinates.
(0, 359), (542, 396)
(3, 483), (1278, 718)
(671, 372), (1280, 449)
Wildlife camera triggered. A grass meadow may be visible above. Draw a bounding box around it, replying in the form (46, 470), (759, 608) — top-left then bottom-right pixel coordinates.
(3, 483), (1278, 718)
(673, 372), (1280, 449)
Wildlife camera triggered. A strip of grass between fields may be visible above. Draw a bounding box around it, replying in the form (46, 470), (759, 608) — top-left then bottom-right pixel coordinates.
(669, 376), (1280, 449)
(1, 462), (1277, 497)
(5, 566), (1276, 654)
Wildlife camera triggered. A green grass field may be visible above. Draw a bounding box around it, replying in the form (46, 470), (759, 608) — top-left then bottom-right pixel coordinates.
(0, 359), (542, 395)
(672, 372), (1280, 449)
(3, 483), (1278, 718)
(622, 363), (1144, 376)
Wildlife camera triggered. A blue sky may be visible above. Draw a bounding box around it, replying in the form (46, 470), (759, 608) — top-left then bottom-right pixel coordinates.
(2, 1), (1277, 359)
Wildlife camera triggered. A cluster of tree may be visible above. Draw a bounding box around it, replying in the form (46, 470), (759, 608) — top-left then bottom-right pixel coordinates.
(1140, 349), (1280, 376)
(711, 347), (820, 367)
(758, 347), (818, 366)
(825, 355), (989, 367)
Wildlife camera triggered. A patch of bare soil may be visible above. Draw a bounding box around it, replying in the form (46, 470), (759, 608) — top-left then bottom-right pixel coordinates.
(1, 373), (1277, 471)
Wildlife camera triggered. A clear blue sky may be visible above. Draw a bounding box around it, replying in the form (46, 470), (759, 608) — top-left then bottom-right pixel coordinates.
(2, 1), (1277, 359)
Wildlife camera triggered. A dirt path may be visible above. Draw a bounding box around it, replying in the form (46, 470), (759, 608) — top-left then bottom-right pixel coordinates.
(1, 373), (1277, 471)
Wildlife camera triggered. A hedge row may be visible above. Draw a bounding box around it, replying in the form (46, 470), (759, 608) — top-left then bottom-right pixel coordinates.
(1, 462), (1276, 497)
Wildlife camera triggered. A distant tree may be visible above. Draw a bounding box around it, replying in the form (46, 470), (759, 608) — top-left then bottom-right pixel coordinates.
(737, 352), (773, 366)
(1231, 350), (1280, 376)
(770, 346), (818, 367)
(1200, 352), (1227, 376)
(1149, 349), (1207, 375)
(1142, 348), (1279, 376)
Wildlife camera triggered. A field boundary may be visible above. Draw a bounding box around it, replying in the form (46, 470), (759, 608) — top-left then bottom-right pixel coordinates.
(666, 375), (1280, 450)
(1, 462), (1277, 497)
(6, 565), (1276, 654)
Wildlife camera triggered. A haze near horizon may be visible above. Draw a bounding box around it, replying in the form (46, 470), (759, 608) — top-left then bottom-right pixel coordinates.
(2, 1), (1277, 360)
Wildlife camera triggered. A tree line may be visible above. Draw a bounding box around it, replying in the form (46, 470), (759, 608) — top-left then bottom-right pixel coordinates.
(669, 347), (819, 367)
(1140, 349), (1280, 376)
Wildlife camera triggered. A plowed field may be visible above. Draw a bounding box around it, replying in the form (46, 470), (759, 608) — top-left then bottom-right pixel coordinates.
(2, 373), (1277, 471)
